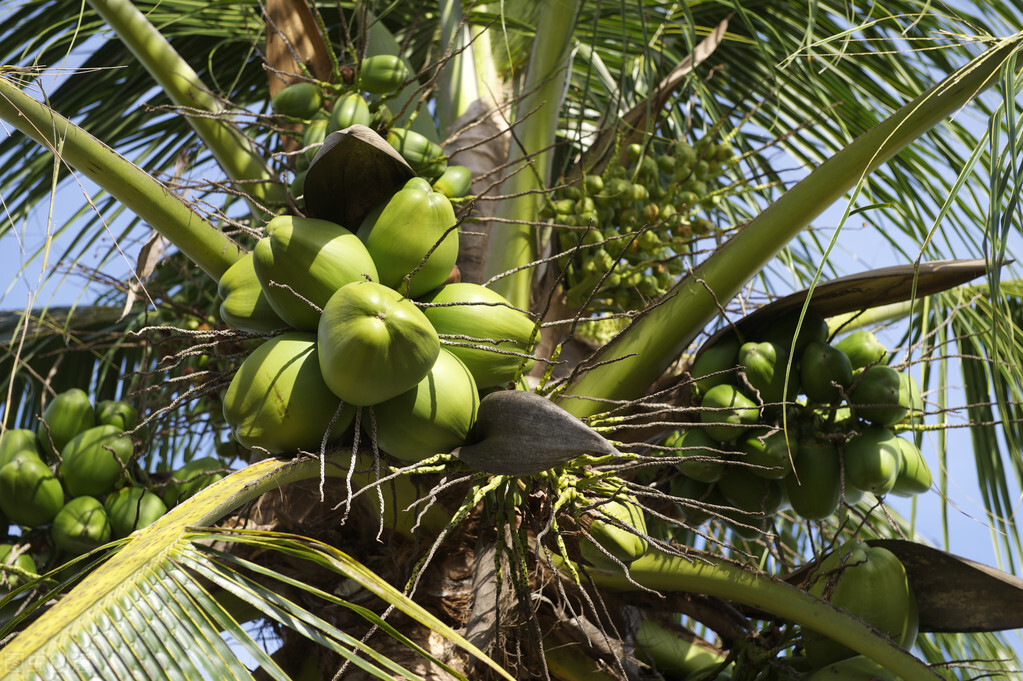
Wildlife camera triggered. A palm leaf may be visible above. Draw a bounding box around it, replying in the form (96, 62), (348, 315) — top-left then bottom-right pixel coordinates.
(0, 0), (274, 276)
(0, 305), (147, 428)
(0, 74), (243, 281)
(0, 456), (514, 681)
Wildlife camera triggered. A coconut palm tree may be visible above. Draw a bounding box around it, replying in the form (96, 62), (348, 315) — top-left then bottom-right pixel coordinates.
(1, 1), (1023, 679)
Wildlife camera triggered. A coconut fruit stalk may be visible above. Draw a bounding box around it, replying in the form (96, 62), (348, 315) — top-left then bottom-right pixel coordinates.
(583, 548), (935, 681)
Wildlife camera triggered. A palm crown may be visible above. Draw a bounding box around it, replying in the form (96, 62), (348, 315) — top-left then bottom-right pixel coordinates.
(1, 1), (1023, 679)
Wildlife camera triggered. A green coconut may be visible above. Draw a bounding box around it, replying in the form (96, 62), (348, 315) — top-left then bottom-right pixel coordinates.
(223, 332), (355, 454)
(253, 215), (379, 331)
(51, 496), (112, 555)
(371, 349), (479, 462)
(104, 486), (168, 538)
(162, 457), (227, 508)
(0, 456), (64, 527)
(58, 424), (134, 497)
(418, 282), (536, 388)
(357, 177), (459, 298)
(37, 388), (95, 459)
(318, 280), (440, 406)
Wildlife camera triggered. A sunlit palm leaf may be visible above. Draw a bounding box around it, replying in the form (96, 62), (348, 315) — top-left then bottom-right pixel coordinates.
(0, 457), (514, 681)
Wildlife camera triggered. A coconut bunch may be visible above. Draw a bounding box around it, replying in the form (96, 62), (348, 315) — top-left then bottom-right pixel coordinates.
(0, 387), (206, 586)
(660, 310), (930, 536)
(270, 53), (472, 203)
(219, 127), (537, 461)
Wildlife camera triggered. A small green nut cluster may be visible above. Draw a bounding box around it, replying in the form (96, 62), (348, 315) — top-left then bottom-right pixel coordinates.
(667, 313), (930, 534)
(271, 55), (472, 203)
(547, 136), (738, 312)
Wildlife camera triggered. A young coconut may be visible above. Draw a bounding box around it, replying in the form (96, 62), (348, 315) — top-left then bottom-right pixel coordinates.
(223, 332), (355, 454)
(0, 456), (64, 527)
(318, 280), (441, 407)
(104, 486), (167, 538)
(51, 496), (112, 556)
(371, 348), (479, 462)
(843, 425), (903, 496)
(577, 481), (649, 569)
(418, 282), (536, 388)
(95, 399), (139, 432)
(58, 424), (134, 497)
(163, 457), (227, 507)
(252, 215), (379, 331)
(37, 388), (95, 459)
(0, 429), (42, 469)
(357, 177), (459, 298)
(218, 251), (288, 333)
(848, 365), (908, 426)
(802, 539), (918, 669)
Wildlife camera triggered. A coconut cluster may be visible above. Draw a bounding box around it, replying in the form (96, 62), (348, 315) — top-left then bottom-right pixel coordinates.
(661, 311), (930, 534)
(220, 170), (536, 462)
(0, 388), (224, 591)
(271, 55), (472, 204)
(548, 136), (737, 312)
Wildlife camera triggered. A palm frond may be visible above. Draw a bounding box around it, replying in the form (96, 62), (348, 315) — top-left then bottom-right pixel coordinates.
(0, 456), (513, 681)
(0, 305), (145, 427)
(0, 0), (273, 282)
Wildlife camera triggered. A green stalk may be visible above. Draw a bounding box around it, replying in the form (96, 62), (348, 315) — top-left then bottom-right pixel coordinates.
(483, 0), (581, 310)
(0, 76), (242, 282)
(467, 9), (501, 110)
(435, 0), (480, 133)
(84, 0), (284, 212)
(827, 300), (921, 335)
(557, 35), (1023, 419)
(586, 550), (940, 681)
